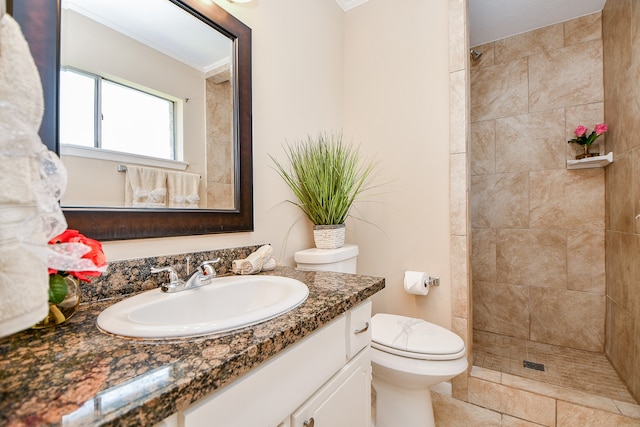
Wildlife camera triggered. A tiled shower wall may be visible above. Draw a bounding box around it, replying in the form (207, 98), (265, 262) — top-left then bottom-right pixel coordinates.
(470, 13), (606, 352)
(602, 0), (640, 403)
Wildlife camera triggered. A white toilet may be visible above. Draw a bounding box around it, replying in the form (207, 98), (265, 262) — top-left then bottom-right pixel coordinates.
(294, 245), (468, 427)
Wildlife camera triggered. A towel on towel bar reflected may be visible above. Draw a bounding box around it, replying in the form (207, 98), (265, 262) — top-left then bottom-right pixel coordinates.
(124, 165), (167, 208)
(167, 171), (200, 208)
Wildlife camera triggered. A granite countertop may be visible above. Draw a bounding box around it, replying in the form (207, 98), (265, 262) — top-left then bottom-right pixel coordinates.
(0, 266), (384, 427)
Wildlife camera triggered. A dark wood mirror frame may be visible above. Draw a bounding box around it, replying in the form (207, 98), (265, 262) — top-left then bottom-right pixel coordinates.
(9, 0), (253, 241)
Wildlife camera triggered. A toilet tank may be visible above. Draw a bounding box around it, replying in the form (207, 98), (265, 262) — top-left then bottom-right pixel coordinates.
(294, 244), (359, 274)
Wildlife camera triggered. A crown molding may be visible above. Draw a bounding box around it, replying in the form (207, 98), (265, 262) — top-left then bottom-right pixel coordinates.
(335, 0), (369, 12)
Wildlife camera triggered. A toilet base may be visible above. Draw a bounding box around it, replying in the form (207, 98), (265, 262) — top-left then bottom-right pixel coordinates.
(372, 377), (435, 427)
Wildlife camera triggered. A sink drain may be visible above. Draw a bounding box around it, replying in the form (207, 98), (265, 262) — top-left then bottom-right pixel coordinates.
(523, 360), (545, 371)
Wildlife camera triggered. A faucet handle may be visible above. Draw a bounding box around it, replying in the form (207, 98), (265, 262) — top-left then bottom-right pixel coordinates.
(199, 258), (221, 277)
(151, 267), (184, 292)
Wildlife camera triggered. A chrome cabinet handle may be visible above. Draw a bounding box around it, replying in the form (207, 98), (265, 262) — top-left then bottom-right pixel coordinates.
(303, 418), (315, 427)
(354, 322), (369, 335)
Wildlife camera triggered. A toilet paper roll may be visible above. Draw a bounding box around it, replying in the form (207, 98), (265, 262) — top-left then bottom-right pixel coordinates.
(404, 271), (430, 295)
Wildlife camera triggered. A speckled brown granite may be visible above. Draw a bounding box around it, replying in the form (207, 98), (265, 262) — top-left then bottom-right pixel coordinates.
(82, 246), (262, 302)
(0, 260), (384, 427)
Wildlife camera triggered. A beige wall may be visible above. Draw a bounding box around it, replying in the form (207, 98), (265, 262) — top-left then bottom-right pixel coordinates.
(99, 0), (456, 330)
(603, 0), (640, 403)
(343, 0), (453, 328)
(470, 13), (606, 352)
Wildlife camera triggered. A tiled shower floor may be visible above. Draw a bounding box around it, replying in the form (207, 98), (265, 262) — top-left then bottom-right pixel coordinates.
(473, 330), (637, 405)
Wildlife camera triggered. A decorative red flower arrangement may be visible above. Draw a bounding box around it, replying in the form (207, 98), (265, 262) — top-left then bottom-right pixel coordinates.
(47, 229), (107, 304)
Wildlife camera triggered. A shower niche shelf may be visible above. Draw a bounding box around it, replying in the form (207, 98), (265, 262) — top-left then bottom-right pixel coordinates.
(566, 152), (613, 169)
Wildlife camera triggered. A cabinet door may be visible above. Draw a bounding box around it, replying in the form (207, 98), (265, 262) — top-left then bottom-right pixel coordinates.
(291, 349), (371, 427)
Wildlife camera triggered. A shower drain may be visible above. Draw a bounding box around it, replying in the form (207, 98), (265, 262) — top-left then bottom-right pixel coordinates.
(523, 360), (545, 371)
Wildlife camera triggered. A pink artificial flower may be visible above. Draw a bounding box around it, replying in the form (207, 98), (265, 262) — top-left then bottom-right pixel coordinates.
(574, 126), (588, 137)
(594, 123), (608, 135)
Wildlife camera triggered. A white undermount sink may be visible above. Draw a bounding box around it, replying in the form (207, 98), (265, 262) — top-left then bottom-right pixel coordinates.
(96, 275), (309, 339)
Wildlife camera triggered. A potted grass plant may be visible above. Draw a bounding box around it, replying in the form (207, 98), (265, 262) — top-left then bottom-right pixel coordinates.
(270, 132), (376, 249)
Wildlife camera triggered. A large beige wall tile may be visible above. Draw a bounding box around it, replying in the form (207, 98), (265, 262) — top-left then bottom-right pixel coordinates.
(496, 229), (566, 289)
(529, 169), (604, 230)
(529, 40), (603, 113)
(606, 0), (640, 157)
(635, 322), (640, 400)
(603, 0), (633, 156)
(564, 12), (602, 46)
(626, 2), (640, 154)
(557, 400), (640, 426)
(609, 232), (640, 317)
(603, 69), (625, 156)
(471, 58), (528, 122)
(451, 235), (469, 318)
(207, 182), (235, 210)
(452, 315), (471, 350)
(606, 230), (622, 305)
(603, 0), (631, 76)
(606, 153), (634, 233)
(494, 24), (563, 63)
(451, 153), (468, 236)
(432, 391), (502, 427)
(634, 149), (640, 235)
(471, 42), (495, 69)
(567, 230), (605, 294)
(471, 173), (529, 228)
(471, 120), (496, 175)
(468, 378), (556, 426)
(451, 316), (471, 401)
(565, 103), (605, 159)
(450, 69), (468, 154)
(612, 80), (640, 156)
(448, 0), (466, 73)
(472, 227), (496, 282)
(495, 109), (565, 173)
(530, 288), (605, 352)
(473, 281), (530, 339)
(606, 300), (636, 396)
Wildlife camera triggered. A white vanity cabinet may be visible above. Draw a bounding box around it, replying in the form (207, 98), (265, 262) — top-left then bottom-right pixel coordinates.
(290, 348), (371, 427)
(157, 300), (372, 427)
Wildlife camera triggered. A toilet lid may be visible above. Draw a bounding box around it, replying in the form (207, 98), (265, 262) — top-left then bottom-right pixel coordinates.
(371, 313), (465, 361)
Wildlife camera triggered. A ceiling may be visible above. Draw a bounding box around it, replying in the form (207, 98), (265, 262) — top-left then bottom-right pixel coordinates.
(468, 0), (607, 46)
(65, 0), (608, 70)
(63, 0), (231, 73)
(336, 0), (607, 47)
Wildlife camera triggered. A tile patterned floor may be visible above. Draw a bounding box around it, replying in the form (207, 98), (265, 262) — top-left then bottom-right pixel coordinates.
(473, 330), (637, 404)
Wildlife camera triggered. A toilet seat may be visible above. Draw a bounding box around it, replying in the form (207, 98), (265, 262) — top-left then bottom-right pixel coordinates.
(371, 313), (465, 361)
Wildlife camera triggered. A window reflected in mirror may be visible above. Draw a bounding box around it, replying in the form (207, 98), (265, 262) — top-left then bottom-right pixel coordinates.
(61, 68), (178, 160)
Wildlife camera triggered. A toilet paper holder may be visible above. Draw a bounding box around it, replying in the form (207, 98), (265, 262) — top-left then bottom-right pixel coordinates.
(404, 271), (440, 295)
(426, 276), (440, 287)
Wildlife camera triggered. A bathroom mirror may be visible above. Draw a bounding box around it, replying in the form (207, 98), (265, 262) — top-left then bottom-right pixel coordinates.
(10, 0), (254, 240)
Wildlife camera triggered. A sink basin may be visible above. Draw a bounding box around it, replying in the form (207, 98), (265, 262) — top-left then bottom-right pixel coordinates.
(97, 275), (309, 339)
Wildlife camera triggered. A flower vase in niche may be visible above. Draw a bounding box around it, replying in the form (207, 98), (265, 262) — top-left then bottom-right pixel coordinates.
(568, 123), (608, 160)
(33, 230), (106, 328)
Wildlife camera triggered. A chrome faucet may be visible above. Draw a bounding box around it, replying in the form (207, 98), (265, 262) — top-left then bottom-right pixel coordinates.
(151, 258), (221, 293)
